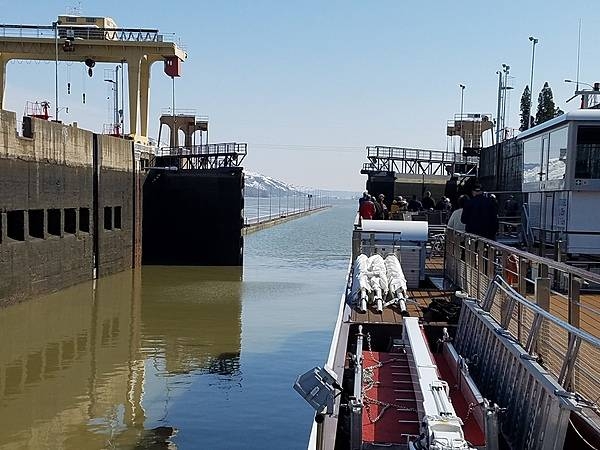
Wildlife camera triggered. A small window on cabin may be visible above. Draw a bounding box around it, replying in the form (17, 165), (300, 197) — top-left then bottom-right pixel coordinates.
(575, 126), (600, 179)
(66, 16), (77, 23)
(64, 208), (77, 234)
(7, 210), (25, 241)
(79, 208), (90, 233)
(86, 17), (96, 23)
(47, 209), (61, 236)
(522, 136), (543, 183)
(114, 206), (122, 229)
(104, 207), (112, 230)
(28, 210), (44, 239)
(547, 127), (568, 181)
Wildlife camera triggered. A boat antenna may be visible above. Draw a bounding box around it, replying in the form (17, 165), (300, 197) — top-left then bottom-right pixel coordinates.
(576, 19), (582, 92)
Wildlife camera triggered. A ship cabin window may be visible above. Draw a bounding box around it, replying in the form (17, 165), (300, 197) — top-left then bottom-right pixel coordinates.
(547, 126), (568, 180)
(64, 208), (77, 234)
(47, 209), (61, 236)
(575, 126), (600, 179)
(7, 210), (25, 241)
(28, 210), (44, 239)
(66, 16), (77, 23)
(79, 208), (90, 233)
(114, 206), (122, 229)
(523, 136), (543, 182)
(104, 207), (112, 230)
(85, 17), (97, 23)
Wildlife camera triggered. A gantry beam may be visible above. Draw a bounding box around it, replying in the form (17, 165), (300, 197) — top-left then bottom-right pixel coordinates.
(0, 35), (186, 142)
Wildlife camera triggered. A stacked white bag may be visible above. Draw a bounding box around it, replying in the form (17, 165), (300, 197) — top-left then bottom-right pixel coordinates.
(351, 252), (409, 314)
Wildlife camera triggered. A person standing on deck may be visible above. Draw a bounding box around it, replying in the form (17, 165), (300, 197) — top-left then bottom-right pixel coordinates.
(358, 191), (370, 207)
(376, 194), (389, 220)
(446, 195), (467, 232)
(461, 184), (498, 240)
(422, 191), (435, 210)
(407, 195), (422, 212)
(359, 195), (376, 219)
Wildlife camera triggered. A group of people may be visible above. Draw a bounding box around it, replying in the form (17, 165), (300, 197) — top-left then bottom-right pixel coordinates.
(444, 182), (499, 240)
(358, 193), (390, 220)
(358, 191), (454, 221)
(359, 181), (501, 240)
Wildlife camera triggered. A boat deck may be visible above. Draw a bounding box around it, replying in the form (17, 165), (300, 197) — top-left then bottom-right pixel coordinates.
(433, 353), (486, 446)
(362, 351), (420, 445)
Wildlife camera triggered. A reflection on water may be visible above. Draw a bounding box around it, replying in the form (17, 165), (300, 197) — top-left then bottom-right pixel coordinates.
(0, 201), (357, 449)
(0, 266), (243, 450)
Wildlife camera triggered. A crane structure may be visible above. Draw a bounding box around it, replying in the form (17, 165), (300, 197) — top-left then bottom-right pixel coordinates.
(0, 17), (186, 143)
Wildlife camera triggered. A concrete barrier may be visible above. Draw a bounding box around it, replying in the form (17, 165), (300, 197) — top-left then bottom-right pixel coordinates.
(242, 206), (331, 235)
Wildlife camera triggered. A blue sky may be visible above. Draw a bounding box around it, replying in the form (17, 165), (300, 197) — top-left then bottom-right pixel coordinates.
(1, 0), (599, 190)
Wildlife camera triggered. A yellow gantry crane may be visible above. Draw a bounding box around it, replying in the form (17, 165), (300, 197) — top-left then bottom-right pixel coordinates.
(0, 15), (186, 143)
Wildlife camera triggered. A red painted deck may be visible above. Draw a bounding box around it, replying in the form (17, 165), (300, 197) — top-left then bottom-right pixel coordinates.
(362, 351), (420, 444)
(433, 353), (486, 447)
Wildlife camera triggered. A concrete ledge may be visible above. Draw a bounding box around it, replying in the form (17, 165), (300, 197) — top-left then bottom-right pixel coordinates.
(242, 206), (331, 235)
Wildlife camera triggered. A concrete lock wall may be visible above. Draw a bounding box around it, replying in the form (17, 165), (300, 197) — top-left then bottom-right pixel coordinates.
(0, 110), (141, 306)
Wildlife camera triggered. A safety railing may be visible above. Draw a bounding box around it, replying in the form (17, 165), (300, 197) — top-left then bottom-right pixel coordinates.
(151, 143), (247, 169)
(445, 229), (600, 409)
(366, 146), (472, 163)
(0, 24), (169, 42)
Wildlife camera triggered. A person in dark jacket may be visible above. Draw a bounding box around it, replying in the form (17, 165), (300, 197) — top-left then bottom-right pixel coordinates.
(461, 184), (498, 240)
(376, 194), (389, 220)
(421, 191), (435, 210)
(444, 174), (459, 210)
(407, 195), (422, 212)
(373, 195), (383, 219)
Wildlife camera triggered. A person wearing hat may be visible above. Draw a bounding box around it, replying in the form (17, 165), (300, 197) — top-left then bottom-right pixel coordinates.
(374, 194), (389, 220)
(461, 183), (498, 240)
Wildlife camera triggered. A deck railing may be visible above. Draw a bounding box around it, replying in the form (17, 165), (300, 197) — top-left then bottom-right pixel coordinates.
(445, 229), (600, 409)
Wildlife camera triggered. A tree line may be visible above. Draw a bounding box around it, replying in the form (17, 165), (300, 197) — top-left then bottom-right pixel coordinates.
(519, 82), (564, 131)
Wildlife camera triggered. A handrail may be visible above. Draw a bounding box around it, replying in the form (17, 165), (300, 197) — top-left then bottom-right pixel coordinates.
(488, 275), (600, 349)
(451, 229), (600, 286)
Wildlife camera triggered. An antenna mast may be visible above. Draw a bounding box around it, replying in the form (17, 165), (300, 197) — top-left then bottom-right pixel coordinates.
(576, 19), (582, 91)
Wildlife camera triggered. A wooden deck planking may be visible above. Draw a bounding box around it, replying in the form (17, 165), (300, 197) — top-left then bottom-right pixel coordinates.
(350, 287), (453, 324)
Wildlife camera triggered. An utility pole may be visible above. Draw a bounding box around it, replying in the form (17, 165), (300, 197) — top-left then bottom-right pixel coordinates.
(528, 37), (539, 129)
(496, 70), (502, 145)
(502, 64), (511, 140)
(459, 84), (465, 153)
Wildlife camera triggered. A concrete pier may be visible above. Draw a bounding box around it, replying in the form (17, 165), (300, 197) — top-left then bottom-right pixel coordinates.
(242, 206), (330, 235)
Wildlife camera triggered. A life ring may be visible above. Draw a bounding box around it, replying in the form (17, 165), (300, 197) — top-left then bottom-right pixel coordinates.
(506, 254), (519, 286)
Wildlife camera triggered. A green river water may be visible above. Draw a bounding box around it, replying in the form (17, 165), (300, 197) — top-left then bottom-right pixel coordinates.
(0, 200), (356, 450)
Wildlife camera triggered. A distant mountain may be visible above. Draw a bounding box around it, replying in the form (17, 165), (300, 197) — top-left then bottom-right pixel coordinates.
(243, 171), (360, 199)
(244, 171), (302, 197)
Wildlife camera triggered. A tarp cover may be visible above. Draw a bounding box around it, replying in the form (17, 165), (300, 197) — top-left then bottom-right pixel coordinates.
(360, 220), (428, 242)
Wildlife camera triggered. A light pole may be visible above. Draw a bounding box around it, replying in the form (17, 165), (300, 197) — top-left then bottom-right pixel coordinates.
(565, 79), (599, 108)
(528, 36), (539, 129)
(496, 70), (502, 145)
(459, 84), (465, 153)
(565, 79), (595, 89)
(54, 21), (59, 121)
(501, 64), (512, 139)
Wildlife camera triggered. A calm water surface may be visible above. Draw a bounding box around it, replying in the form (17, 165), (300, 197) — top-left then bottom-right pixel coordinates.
(0, 200), (356, 449)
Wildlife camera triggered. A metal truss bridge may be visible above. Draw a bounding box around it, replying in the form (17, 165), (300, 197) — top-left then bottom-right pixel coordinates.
(361, 146), (478, 177)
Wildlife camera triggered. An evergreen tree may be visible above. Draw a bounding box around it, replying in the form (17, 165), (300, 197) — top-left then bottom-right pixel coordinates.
(519, 85), (531, 131)
(535, 82), (559, 125)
